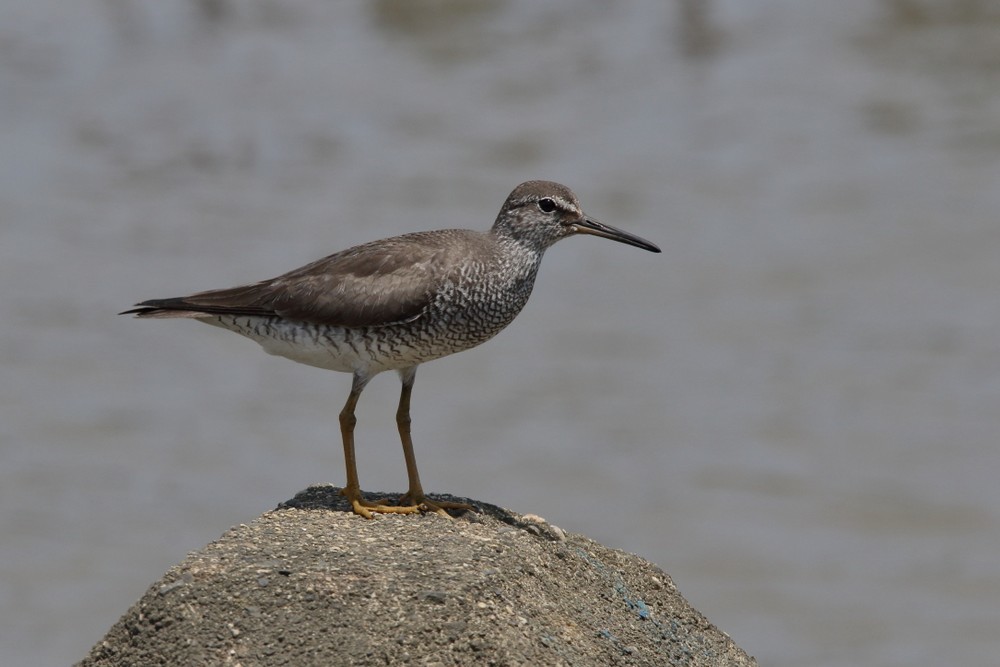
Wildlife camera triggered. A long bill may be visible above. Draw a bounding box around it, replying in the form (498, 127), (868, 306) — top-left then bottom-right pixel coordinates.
(567, 217), (661, 253)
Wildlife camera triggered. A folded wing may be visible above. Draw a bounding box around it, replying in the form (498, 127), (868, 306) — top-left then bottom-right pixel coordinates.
(122, 231), (477, 328)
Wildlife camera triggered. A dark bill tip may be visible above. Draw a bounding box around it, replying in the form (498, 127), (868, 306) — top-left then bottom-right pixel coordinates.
(570, 217), (661, 253)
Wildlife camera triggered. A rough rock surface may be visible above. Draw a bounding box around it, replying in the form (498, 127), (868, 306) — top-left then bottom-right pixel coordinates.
(79, 486), (756, 666)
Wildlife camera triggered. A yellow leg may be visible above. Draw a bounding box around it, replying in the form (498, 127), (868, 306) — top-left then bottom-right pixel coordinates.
(395, 367), (474, 517)
(338, 374), (420, 518)
(337, 369), (471, 518)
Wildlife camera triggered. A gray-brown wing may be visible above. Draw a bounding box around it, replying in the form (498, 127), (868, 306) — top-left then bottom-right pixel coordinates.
(125, 231), (479, 327)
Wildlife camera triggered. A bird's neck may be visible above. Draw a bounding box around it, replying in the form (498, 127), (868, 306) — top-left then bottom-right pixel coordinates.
(482, 236), (544, 301)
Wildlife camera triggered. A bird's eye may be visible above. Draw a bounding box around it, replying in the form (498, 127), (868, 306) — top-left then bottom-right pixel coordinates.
(538, 198), (557, 213)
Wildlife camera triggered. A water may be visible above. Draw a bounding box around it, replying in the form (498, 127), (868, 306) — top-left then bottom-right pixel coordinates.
(2, 2), (999, 665)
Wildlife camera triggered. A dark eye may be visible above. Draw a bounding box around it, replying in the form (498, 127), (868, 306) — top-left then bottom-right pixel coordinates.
(538, 197), (557, 213)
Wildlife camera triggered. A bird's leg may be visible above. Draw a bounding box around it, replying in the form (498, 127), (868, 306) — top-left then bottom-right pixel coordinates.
(338, 372), (420, 518)
(394, 367), (474, 517)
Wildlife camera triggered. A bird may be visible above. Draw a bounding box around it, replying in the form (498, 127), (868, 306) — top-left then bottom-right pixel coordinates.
(122, 180), (660, 518)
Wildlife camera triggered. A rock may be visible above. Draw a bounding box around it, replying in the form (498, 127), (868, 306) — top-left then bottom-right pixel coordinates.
(78, 485), (756, 666)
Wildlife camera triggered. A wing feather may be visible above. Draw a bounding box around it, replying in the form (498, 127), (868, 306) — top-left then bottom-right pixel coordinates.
(124, 230), (487, 327)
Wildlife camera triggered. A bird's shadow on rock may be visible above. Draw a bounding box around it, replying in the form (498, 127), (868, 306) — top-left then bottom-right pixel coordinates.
(276, 484), (567, 541)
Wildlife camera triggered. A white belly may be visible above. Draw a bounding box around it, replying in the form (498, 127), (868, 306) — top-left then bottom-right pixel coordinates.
(200, 315), (453, 376)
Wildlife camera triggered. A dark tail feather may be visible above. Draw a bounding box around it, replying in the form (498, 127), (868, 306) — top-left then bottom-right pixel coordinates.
(119, 298), (213, 318)
(120, 295), (275, 318)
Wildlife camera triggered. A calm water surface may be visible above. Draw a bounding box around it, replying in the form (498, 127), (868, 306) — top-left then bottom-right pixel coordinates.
(2, 2), (999, 665)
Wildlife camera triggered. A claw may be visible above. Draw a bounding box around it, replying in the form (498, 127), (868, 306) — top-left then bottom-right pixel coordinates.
(398, 493), (475, 518)
(340, 487), (420, 518)
(340, 487), (473, 519)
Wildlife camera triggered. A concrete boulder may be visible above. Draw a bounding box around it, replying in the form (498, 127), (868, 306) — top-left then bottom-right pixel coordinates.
(79, 485), (756, 666)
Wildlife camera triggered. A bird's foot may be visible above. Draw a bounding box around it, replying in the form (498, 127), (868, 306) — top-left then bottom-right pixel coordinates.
(339, 487), (473, 519)
(396, 491), (475, 518)
(340, 487), (423, 519)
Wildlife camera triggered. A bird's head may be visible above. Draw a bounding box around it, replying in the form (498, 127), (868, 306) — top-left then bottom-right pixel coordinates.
(492, 181), (661, 254)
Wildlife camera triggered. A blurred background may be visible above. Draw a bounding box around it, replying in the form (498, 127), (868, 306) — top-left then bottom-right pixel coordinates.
(2, 1), (999, 665)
